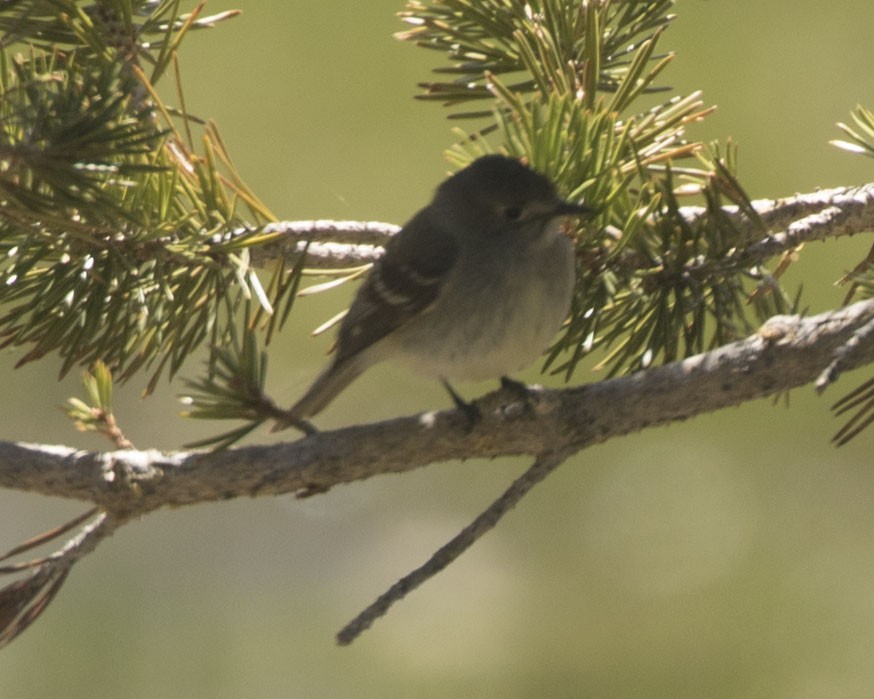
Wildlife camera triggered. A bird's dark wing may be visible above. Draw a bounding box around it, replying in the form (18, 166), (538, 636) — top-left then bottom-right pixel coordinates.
(333, 208), (458, 364)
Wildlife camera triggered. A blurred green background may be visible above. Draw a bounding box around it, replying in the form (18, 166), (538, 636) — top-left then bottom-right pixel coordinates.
(3, 1), (874, 697)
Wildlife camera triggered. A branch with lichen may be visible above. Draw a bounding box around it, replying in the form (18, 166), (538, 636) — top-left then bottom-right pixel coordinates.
(3, 297), (874, 647)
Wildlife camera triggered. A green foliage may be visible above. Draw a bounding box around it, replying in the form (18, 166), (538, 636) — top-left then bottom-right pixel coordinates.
(0, 0), (238, 83)
(66, 359), (114, 421)
(413, 0), (795, 379)
(554, 159), (792, 377)
(831, 105), (874, 302)
(1, 0), (803, 447)
(827, 105), (874, 445)
(398, 0), (673, 119)
(832, 105), (874, 161)
(0, 1), (302, 394)
(179, 326), (278, 450)
(65, 359), (133, 447)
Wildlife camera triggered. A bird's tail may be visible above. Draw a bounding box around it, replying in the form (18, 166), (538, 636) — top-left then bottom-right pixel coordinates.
(271, 355), (368, 432)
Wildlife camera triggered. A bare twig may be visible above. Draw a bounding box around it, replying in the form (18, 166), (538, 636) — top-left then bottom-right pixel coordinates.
(336, 449), (570, 645)
(0, 507), (99, 566)
(0, 509), (116, 648)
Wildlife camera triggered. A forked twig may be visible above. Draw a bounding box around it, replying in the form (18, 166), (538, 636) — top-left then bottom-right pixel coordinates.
(336, 449), (569, 645)
(0, 509), (118, 648)
(0, 507), (99, 568)
(816, 315), (874, 394)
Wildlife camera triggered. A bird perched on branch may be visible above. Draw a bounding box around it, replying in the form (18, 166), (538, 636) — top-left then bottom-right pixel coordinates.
(276, 154), (593, 431)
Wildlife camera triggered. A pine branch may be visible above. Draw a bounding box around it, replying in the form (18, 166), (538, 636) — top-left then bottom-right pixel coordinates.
(398, 0), (676, 118)
(6, 299), (874, 510)
(3, 297), (874, 647)
(168, 178), (874, 450)
(3, 1), (874, 649)
(249, 184), (874, 271)
(0, 4), (284, 391)
(245, 220), (401, 269)
(682, 183), (874, 260)
(0, 0), (787, 394)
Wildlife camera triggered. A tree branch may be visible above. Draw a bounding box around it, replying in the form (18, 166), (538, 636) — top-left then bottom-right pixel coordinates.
(4, 296), (874, 647)
(244, 184), (874, 269)
(335, 448), (570, 645)
(689, 183), (874, 266)
(245, 220), (399, 268)
(3, 298), (874, 515)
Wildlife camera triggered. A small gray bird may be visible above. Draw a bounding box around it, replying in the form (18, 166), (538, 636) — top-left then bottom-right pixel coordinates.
(279, 155), (592, 429)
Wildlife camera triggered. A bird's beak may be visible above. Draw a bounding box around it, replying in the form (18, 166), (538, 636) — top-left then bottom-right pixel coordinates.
(553, 200), (597, 218)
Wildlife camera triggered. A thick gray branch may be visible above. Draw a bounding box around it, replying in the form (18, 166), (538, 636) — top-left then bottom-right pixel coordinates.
(3, 298), (874, 517)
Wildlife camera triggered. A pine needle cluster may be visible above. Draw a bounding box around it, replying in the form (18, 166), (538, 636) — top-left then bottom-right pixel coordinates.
(0, 1), (291, 395)
(1, 1), (808, 447)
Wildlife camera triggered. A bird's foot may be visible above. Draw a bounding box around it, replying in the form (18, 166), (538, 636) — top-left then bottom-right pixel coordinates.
(441, 379), (481, 431)
(500, 376), (533, 399)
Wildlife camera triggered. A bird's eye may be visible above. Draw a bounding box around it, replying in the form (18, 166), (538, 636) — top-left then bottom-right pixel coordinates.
(503, 206), (523, 221)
